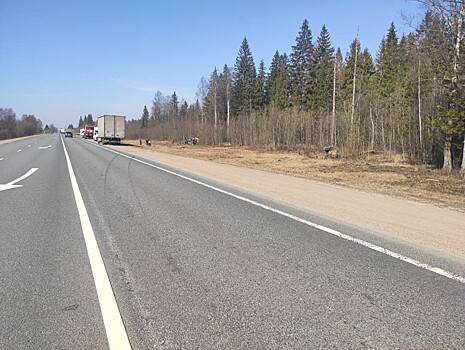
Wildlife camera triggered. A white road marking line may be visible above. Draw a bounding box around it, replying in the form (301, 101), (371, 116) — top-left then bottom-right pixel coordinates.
(17, 149), (22, 152)
(28, 145), (31, 147)
(0, 168), (38, 192)
(0, 158), (3, 161)
(60, 137), (132, 350)
(38, 145), (52, 149)
(97, 144), (465, 285)
(8, 168), (39, 185)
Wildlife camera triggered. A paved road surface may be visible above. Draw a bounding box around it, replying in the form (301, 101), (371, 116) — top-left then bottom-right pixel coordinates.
(1, 134), (464, 349)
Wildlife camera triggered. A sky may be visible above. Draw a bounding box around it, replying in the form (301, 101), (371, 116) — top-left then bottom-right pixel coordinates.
(0, 0), (424, 128)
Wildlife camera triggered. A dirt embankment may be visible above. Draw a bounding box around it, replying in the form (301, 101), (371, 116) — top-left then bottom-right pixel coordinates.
(110, 140), (465, 265)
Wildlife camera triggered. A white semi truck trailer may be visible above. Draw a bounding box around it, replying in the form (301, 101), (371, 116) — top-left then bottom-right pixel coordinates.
(97, 115), (126, 144)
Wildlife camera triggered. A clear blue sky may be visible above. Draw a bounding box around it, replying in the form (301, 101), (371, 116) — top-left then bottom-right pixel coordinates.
(0, 0), (423, 128)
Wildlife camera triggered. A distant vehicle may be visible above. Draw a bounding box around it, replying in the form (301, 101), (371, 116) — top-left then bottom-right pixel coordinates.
(97, 115), (125, 144)
(60, 128), (65, 134)
(64, 131), (73, 138)
(79, 128), (84, 136)
(93, 127), (99, 141)
(83, 125), (94, 139)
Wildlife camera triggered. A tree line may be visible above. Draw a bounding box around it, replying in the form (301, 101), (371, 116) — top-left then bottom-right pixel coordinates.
(131, 1), (465, 175)
(0, 108), (48, 140)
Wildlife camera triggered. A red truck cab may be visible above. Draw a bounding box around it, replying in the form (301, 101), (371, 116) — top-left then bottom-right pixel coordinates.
(83, 125), (94, 139)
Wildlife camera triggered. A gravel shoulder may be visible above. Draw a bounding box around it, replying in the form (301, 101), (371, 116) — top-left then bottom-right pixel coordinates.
(108, 143), (465, 266)
(0, 135), (38, 145)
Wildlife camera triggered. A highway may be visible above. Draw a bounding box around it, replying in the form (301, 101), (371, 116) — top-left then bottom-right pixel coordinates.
(1, 134), (464, 349)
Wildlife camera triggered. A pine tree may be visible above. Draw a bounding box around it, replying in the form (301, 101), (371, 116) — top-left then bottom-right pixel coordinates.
(290, 19), (315, 109)
(232, 37), (257, 116)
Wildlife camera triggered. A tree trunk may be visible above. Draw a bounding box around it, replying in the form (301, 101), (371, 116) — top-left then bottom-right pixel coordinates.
(331, 58), (337, 146)
(417, 56), (423, 159)
(226, 82), (230, 142)
(349, 40), (358, 153)
(214, 93), (217, 130)
(443, 136), (453, 173)
(461, 136), (465, 177)
(350, 41), (358, 133)
(370, 104), (375, 150)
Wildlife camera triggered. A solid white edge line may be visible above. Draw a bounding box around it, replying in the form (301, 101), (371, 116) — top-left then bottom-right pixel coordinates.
(95, 142), (465, 285)
(61, 137), (132, 349)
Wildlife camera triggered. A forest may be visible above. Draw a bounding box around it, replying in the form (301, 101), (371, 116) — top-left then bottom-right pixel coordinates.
(126, 1), (465, 176)
(0, 108), (46, 140)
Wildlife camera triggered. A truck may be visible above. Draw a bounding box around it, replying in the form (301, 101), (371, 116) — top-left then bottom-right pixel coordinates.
(97, 115), (125, 145)
(83, 125), (94, 139)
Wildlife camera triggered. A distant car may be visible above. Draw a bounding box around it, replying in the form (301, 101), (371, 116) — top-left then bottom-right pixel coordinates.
(64, 131), (73, 138)
(93, 127), (99, 141)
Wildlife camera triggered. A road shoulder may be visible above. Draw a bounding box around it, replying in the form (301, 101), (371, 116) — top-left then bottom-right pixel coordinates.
(108, 144), (465, 265)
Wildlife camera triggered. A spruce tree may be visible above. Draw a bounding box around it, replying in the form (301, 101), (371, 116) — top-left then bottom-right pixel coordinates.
(141, 105), (149, 128)
(180, 101), (188, 120)
(290, 19), (315, 109)
(254, 59), (267, 108)
(268, 51), (290, 109)
(171, 92), (179, 117)
(268, 51), (281, 93)
(314, 24), (335, 112)
(376, 22), (399, 99)
(169, 91), (179, 132)
(232, 37), (256, 116)
(416, 10), (460, 169)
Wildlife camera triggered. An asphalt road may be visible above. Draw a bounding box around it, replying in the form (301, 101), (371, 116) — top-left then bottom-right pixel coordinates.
(1, 134), (464, 349)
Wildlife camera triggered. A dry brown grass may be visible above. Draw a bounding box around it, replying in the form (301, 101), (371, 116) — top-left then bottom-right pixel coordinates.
(125, 140), (465, 210)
